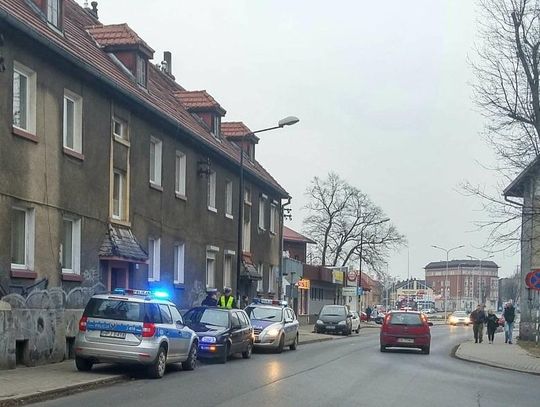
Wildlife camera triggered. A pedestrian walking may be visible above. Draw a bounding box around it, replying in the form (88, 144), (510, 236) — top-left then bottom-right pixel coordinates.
(469, 304), (486, 343)
(201, 288), (218, 306)
(366, 306), (372, 322)
(503, 300), (516, 344)
(486, 309), (499, 344)
(218, 287), (237, 309)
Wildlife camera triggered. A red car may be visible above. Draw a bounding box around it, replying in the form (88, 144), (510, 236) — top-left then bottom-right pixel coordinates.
(380, 311), (432, 354)
(360, 312), (368, 322)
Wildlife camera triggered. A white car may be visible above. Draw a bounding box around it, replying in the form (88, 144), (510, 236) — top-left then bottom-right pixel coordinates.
(350, 311), (361, 333)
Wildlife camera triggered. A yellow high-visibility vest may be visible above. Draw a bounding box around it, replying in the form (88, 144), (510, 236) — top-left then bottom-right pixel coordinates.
(219, 295), (234, 309)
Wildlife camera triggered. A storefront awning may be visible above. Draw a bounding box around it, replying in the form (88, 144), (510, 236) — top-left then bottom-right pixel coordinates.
(99, 225), (148, 263)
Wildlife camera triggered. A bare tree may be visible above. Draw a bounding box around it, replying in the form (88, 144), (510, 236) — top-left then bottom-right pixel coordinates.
(303, 173), (405, 277)
(466, 0), (540, 250)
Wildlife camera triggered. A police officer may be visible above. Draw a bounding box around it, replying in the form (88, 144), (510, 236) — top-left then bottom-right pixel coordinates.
(201, 288), (218, 306)
(218, 287), (237, 309)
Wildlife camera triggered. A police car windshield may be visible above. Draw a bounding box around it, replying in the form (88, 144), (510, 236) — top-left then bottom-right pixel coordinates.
(245, 306), (283, 322)
(184, 308), (229, 328)
(84, 298), (144, 322)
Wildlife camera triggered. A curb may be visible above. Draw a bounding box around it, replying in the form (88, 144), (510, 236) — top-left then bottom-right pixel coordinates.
(452, 344), (540, 376)
(0, 375), (128, 407)
(299, 337), (335, 345)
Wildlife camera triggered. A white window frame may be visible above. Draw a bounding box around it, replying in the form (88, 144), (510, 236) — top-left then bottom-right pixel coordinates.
(63, 89), (83, 153)
(149, 137), (162, 187)
(136, 54), (147, 87)
(270, 202), (278, 234)
(112, 116), (128, 142)
(212, 116), (220, 138)
(244, 187), (252, 205)
(206, 246), (219, 288)
(61, 217), (81, 275)
(225, 180), (233, 219)
(174, 243), (185, 284)
(112, 169), (125, 220)
(223, 253), (233, 289)
(268, 266), (276, 293)
(148, 238), (161, 282)
(258, 194), (267, 230)
(12, 62), (37, 134)
(175, 150), (187, 198)
(11, 207), (35, 271)
(47, 0), (60, 28)
(256, 264), (263, 292)
(208, 170), (217, 212)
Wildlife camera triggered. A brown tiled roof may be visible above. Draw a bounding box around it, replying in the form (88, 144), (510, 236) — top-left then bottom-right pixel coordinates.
(86, 23), (154, 56)
(283, 226), (316, 244)
(0, 0), (287, 198)
(99, 225), (148, 263)
(221, 121), (259, 142)
(174, 90), (226, 115)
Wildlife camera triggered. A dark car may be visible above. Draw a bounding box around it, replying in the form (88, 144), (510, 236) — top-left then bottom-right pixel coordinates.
(314, 305), (353, 335)
(380, 311), (432, 354)
(183, 307), (253, 363)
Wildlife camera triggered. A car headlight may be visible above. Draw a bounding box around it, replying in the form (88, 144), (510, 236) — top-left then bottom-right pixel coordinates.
(201, 336), (216, 343)
(338, 320), (347, 325)
(316, 320), (323, 325)
(265, 328), (280, 337)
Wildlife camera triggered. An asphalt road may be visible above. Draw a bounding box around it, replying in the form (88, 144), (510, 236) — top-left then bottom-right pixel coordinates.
(35, 326), (539, 407)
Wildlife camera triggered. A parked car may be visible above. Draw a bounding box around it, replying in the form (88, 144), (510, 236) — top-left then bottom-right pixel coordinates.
(74, 289), (199, 379)
(448, 311), (471, 326)
(380, 311), (433, 354)
(183, 306), (253, 363)
(244, 299), (299, 352)
(350, 311), (361, 333)
(374, 312), (386, 325)
(314, 305), (353, 335)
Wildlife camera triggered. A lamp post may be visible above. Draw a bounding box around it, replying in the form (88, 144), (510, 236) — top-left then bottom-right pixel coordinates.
(235, 116), (299, 303)
(467, 254), (494, 307)
(431, 244), (465, 320)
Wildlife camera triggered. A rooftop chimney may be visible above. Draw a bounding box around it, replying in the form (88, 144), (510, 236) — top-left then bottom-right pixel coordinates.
(90, 1), (99, 19)
(163, 51), (172, 75)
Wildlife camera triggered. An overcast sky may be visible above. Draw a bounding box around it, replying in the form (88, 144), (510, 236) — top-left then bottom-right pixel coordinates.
(83, 0), (519, 279)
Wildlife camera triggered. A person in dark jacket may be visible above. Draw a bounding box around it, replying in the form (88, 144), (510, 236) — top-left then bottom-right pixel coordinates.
(470, 304), (487, 343)
(366, 306), (372, 322)
(486, 309), (499, 344)
(201, 288), (218, 306)
(503, 300), (516, 344)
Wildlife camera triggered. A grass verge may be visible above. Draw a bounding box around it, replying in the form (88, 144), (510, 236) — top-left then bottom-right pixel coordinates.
(518, 340), (540, 358)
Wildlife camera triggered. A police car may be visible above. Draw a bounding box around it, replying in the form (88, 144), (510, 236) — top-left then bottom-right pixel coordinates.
(74, 288), (198, 379)
(244, 299), (299, 352)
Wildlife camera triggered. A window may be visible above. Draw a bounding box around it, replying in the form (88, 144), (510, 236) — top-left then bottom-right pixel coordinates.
(206, 250), (216, 288)
(170, 306), (183, 325)
(225, 180), (233, 218)
(268, 266), (276, 293)
(256, 264), (263, 292)
(148, 238), (160, 281)
(208, 170), (216, 211)
(12, 62), (36, 134)
(136, 55), (147, 87)
(63, 90), (83, 153)
(11, 207), (35, 270)
(258, 195), (266, 230)
(174, 243), (185, 284)
(159, 304), (173, 324)
(112, 117), (128, 141)
(47, 0), (60, 28)
(212, 116), (220, 138)
(175, 151), (186, 197)
(270, 203), (278, 234)
(223, 254), (232, 289)
(149, 137), (162, 186)
(112, 169), (126, 220)
(244, 187), (251, 205)
(61, 217), (81, 274)
(243, 202), (251, 252)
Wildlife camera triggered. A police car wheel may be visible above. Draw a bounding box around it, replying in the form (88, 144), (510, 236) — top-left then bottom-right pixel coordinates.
(149, 346), (167, 379)
(242, 341), (253, 359)
(182, 343), (197, 371)
(276, 334), (285, 353)
(290, 334), (298, 350)
(75, 357), (93, 372)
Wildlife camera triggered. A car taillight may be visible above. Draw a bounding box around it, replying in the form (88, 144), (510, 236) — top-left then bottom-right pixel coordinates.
(142, 322), (156, 338)
(79, 316), (88, 332)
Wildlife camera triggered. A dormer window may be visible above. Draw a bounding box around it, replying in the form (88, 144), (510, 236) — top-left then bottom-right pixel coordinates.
(136, 54), (147, 87)
(47, 0), (60, 28)
(212, 116), (221, 139)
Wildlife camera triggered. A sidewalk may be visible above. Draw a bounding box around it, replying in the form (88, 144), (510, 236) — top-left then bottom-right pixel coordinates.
(0, 361), (126, 407)
(455, 337), (540, 375)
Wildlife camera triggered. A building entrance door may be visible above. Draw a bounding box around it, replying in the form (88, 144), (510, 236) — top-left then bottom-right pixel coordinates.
(110, 267), (128, 290)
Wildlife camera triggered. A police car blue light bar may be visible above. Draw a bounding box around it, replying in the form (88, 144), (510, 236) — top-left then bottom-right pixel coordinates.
(251, 298), (288, 307)
(111, 288), (169, 299)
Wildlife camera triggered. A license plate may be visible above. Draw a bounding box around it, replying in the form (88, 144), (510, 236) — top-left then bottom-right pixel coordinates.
(100, 331), (126, 339)
(326, 326), (335, 330)
(397, 338), (414, 344)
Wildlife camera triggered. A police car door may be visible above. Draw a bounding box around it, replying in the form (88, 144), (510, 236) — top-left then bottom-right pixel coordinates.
(158, 304), (181, 360)
(285, 309), (298, 343)
(169, 305), (190, 357)
(230, 312), (243, 353)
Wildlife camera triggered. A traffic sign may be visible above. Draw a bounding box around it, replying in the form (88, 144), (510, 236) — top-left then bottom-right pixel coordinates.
(526, 269), (540, 291)
(347, 270), (357, 282)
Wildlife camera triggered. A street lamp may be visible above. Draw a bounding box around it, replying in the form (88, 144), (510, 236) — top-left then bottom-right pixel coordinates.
(431, 244), (465, 320)
(236, 116), (299, 303)
(467, 254), (494, 307)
